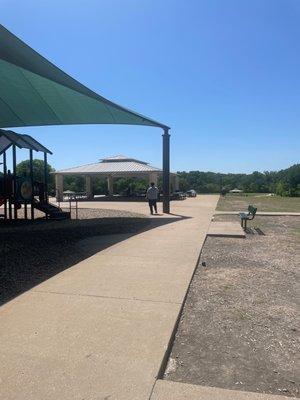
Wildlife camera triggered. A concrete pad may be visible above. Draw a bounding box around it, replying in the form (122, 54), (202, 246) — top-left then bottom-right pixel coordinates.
(0, 196), (220, 400)
(0, 292), (180, 400)
(33, 226), (206, 304)
(151, 380), (290, 400)
(215, 211), (300, 216)
(35, 252), (193, 304)
(207, 221), (245, 238)
(34, 198), (216, 304)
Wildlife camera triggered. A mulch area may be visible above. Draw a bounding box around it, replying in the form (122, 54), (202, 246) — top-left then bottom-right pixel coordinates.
(0, 208), (149, 305)
(165, 215), (300, 398)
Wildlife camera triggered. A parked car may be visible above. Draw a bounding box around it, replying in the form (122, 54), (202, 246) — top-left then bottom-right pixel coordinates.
(171, 190), (186, 200)
(186, 189), (197, 197)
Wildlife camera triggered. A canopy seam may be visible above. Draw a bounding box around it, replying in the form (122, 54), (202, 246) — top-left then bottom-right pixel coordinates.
(18, 67), (63, 124)
(0, 96), (26, 125)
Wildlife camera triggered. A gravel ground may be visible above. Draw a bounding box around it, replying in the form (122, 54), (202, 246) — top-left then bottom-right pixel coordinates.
(165, 215), (300, 398)
(0, 208), (149, 305)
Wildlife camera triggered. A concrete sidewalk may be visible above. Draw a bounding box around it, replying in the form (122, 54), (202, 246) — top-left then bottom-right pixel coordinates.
(207, 221), (245, 238)
(0, 196), (218, 400)
(215, 211), (300, 216)
(151, 380), (290, 400)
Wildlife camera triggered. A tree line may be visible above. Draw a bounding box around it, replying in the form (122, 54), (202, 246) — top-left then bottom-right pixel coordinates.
(8, 160), (300, 197)
(178, 164), (300, 196)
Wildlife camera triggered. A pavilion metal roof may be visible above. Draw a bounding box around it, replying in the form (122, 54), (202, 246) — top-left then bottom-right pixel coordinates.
(100, 155), (148, 164)
(56, 155), (161, 175)
(0, 25), (168, 130)
(0, 128), (52, 155)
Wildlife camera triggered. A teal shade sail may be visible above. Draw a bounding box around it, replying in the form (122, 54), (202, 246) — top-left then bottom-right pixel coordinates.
(0, 25), (168, 129)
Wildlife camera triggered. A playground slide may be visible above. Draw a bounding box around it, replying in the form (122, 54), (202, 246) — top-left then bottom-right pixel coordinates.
(33, 199), (70, 220)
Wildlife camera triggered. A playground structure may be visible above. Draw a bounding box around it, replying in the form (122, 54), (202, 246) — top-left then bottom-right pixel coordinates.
(0, 129), (70, 221)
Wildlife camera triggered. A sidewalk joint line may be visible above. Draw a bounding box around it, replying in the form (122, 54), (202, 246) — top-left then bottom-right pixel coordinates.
(33, 289), (181, 305)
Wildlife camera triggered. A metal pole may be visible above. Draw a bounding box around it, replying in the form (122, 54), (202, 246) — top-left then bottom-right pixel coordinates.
(162, 128), (170, 214)
(3, 151), (7, 220)
(12, 144), (17, 220)
(30, 149), (34, 220)
(44, 152), (48, 204)
(8, 170), (12, 220)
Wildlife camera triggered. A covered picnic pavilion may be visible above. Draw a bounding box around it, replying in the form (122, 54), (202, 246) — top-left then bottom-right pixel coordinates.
(55, 154), (179, 201)
(0, 24), (172, 212)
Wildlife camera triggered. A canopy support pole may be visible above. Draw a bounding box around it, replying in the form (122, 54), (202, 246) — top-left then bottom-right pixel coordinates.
(162, 128), (170, 214)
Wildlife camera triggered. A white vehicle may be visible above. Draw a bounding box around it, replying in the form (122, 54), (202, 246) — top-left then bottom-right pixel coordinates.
(186, 189), (197, 197)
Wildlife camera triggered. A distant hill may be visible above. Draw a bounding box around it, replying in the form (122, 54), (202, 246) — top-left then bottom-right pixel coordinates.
(177, 164), (300, 196)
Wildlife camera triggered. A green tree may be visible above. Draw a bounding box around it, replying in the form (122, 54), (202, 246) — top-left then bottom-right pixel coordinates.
(16, 159), (55, 194)
(64, 175), (85, 192)
(113, 177), (148, 195)
(92, 177), (108, 195)
(176, 164), (299, 196)
(275, 181), (287, 196)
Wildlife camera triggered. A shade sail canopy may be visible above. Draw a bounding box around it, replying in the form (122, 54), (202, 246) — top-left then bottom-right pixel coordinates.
(0, 25), (168, 129)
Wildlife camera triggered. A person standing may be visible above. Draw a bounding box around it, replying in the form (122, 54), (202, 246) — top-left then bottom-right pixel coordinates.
(146, 182), (159, 215)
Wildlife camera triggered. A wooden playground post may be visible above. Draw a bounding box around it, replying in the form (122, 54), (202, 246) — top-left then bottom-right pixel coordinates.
(44, 152), (48, 204)
(30, 149), (34, 220)
(3, 151), (7, 220)
(12, 144), (17, 220)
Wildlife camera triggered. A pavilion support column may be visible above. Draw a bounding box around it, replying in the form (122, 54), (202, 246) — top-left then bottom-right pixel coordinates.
(55, 174), (64, 202)
(149, 172), (158, 186)
(107, 175), (114, 195)
(85, 175), (93, 200)
(162, 128), (170, 213)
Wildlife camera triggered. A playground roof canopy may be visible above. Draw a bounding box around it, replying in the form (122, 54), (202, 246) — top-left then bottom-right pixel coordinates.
(0, 128), (52, 155)
(0, 25), (168, 130)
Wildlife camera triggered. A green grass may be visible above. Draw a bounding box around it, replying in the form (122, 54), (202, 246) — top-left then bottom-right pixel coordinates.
(217, 193), (300, 212)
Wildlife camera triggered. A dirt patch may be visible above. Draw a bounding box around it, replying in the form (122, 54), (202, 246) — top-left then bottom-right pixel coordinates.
(164, 215), (300, 397)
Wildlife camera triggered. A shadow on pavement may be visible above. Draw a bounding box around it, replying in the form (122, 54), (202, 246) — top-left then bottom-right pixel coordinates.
(0, 214), (190, 306)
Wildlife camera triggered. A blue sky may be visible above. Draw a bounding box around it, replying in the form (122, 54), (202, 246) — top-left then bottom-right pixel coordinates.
(2, 0), (300, 173)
